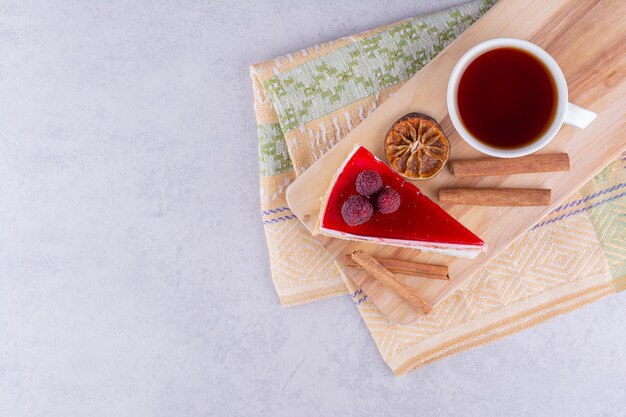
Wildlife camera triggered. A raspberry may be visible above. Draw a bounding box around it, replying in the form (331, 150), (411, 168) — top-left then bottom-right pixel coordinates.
(341, 195), (373, 226)
(376, 187), (400, 214)
(355, 170), (383, 196)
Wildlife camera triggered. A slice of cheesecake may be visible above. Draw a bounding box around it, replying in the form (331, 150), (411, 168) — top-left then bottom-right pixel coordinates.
(318, 145), (486, 259)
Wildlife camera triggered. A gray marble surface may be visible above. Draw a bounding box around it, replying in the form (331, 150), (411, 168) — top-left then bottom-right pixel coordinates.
(1, 1), (624, 416)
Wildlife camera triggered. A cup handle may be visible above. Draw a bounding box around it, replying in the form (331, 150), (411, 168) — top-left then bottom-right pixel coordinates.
(563, 102), (596, 129)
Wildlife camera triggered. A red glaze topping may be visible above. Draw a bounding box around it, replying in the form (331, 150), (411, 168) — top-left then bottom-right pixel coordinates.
(321, 146), (484, 246)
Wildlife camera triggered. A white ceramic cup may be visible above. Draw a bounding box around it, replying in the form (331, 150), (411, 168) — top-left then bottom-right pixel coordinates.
(447, 38), (596, 158)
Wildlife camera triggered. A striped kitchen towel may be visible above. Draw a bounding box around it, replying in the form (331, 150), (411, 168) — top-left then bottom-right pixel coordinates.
(250, 0), (625, 374)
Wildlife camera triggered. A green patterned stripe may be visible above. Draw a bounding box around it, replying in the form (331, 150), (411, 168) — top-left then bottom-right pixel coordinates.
(264, 0), (497, 132)
(258, 123), (293, 176)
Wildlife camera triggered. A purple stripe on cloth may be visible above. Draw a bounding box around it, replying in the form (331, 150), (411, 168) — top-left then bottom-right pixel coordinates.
(262, 214), (297, 224)
(351, 289), (362, 298)
(551, 182), (626, 213)
(532, 191), (626, 230)
(354, 295), (368, 306)
(261, 206), (291, 215)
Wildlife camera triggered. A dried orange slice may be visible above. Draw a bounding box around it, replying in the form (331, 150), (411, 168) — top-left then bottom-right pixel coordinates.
(384, 113), (450, 180)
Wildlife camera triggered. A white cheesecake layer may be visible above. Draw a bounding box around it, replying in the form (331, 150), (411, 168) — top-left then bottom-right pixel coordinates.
(319, 227), (486, 259)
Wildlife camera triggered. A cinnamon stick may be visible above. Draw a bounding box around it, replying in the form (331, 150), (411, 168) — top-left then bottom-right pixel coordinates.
(449, 153), (569, 178)
(439, 188), (551, 206)
(351, 250), (432, 314)
(344, 254), (449, 280)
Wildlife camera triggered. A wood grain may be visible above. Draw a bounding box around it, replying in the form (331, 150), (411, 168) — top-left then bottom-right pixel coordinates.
(286, 0), (626, 324)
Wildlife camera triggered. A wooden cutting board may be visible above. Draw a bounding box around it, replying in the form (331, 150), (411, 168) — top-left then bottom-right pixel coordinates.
(286, 0), (626, 324)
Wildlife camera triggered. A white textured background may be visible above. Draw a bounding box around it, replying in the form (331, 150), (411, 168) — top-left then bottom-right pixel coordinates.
(1, 1), (625, 416)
